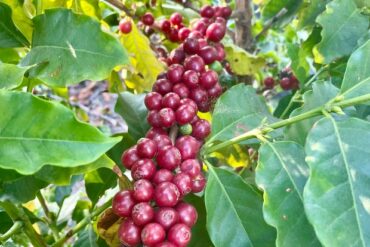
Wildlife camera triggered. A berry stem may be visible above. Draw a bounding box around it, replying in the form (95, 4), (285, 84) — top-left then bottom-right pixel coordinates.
(169, 125), (179, 145)
(102, 0), (135, 18)
(36, 191), (61, 241)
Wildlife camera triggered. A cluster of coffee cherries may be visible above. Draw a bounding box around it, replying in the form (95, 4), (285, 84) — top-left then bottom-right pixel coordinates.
(264, 68), (299, 91)
(113, 5), (230, 247)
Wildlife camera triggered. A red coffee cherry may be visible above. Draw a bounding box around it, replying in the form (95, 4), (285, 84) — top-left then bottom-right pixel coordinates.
(175, 104), (197, 125)
(154, 182), (181, 207)
(153, 79), (172, 95)
(198, 46), (218, 65)
(159, 108), (176, 128)
(175, 136), (201, 160)
(190, 87), (208, 105)
(221, 6), (232, 19)
(147, 110), (162, 128)
(178, 27), (191, 41)
(121, 146), (140, 170)
(156, 146), (182, 170)
(167, 223), (192, 247)
(184, 55), (205, 73)
(180, 98), (198, 112)
(191, 173), (206, 193)
(155, 207), (179, 230)
(145, 92), (163, 111)
(119, 19), (132, 34)
(170, 12), (183, 26)
(155, 241), (177, 247)
(192, 20), (207, 35)
(118, 218), (141, 246)
(112, 190), (135, 217)
(192, 119), (211, 140)
(172, 173), (192, 196)
(141, 223), (166, 246)
(169, 47), (185, 64)
(200, 5), (215, 18)
(146, 127), (168, 139)
(133, 179), (154, 202)
(180, 159), (201, 177)
(142, 12), (155, 26)
(199, 70), (218, 89)
(280, 77), (292, 90)
(132, 202), (155, 226)
(264, 77), (275, 89)
(168, 28), (180, 42)
(173, 83), (190, 99)
(206, 23), (226, 42)
(137, 138), (157, 159)
(152, 134), (172, 151)
(183, 38), (200, 55)
(167, 64), (184, 83)
(162, 92), (181, 110)
(182, 70), (199, 89)
(176, 202), (198, 227)
(131, 159), (156, 180)
(153, 169), (174, 185)
(208, 82), (223, 99)
(159, 19), (171, 33)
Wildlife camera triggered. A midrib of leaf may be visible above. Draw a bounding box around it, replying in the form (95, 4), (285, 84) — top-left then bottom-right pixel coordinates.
(31, 45), (118, 59)
(328, 116), (366, 246)
(0, 19), (28, 46)
(267, 142), (304, 201)
(208, 166), (254, 247)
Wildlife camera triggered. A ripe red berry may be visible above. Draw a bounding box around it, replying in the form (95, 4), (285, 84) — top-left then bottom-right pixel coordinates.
(173, 83), (190, 99)
(215, 16), (226, 25)
(155, 241), (177, 247)
(153, 169), (174, 185)
(206, 23), (226, 42)
(147, 110), (162, 128)
(167, 223), (192, 247)
(178, 27), (191, 41)
(191, 173), (206, 193)
(131, 159), (156, 180)
(172, 173), (192, 196)
(170, 12), (183, 25)
(192, 119), (211, 139)
(142, 12), (155, 26)
(162, 92), (180, 108)
(192, 20), (207, 35)
(121, 146), (140, 169)
(155, 207), (179, 230)
(175, 104), (197, 125)
(167, 64), (184, 83)
(180, 159), (201, 177)
(290, 75), (299, 89)
(146, 127), (167, 139)
(183, 38), (200, 55)
(141, 223), (166, 246)
(180, 98), (198, 112)
(184, 55), (205, 73)
(168, 28), (180, 42)
(197, 38), (208, 49)
(156, 146), (182, 170)
(145, 92), (163, 111)
(176, 202), (198, 227)
(152, 134), (172, 151)
(190, 87), (208, 105)
(118, 218), (141, 246)
(153, 79), (172, 95)
(208, 82), (223, 99)
(155, 182), (181, 207)
(182, 70), (199, 89)
(160, 19), (171, 33)
(169, 47), (185, 64)
(137, 138), (157, 159)
(280, 77), (291, 90)
(221, 6), (232, 19)
(119, 19), (132, 34)
(198, 46), (218, 65)
(175, 136), (201, 160)
(133, 179), (154, 202)
(112, 190), (135, 217)
(159, 108), (176, 128)
(199, 70), (218, 89)
(188, 31), (203, 39)
(214, 43), (226, 61)
(200, 5), (215, 18)
(132, 202), (155, 226)
(264, 77), (275, 89)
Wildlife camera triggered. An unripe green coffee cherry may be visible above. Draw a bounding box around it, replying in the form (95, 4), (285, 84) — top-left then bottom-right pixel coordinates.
(180, 124), (192, 135)
(209, 61), (223, 73)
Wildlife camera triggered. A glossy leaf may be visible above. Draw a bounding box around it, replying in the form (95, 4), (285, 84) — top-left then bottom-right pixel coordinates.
(297, 0), (331, 28)
(115, 92), (149, 141)
(21, 8), (128, 87)
(256, 142), (321, 247)
(287, 43), (310, 84)
(284, 81), (338, 145)
(43, 0), (101, 18)
(75, 225), (99, 247)
(314, 0), (369, 64)
(85, 167), (117, 205)
(0, 2), (29, 48)
(208, 84), (277, 143)
(304, 117), (370, 246)
(121, 22), (164, 92)
(340, 40), (370, 101)
(0, 91), (121, 175)
(224, 43), (265, 76)
(262, 0), (303, 26)
(0, 63), (28, 89)
(205, 166), (276, 247)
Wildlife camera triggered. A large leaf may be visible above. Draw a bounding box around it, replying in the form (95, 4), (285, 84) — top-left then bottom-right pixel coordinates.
(121, 22), (164, 92)
(224, 43), (265, 76)
(313, 0), (369, 64)
(304, 117), (370, 246)
(0, 2), (29, 48)
(262, 0), (303, 26)
(43, 0), (101, 18)
(284, 81), (338, 145)
(115, 92), (149, 141)
(297, 0), (331, 28)
(85, 167), (117, 205)
(256, 142), (321, 247)
(340, 40), (370, 101)
(0, 91), (121, 175)
(75, 225), (99, 247)
(205, 166), (276, 247)
(287, 43), (310, 84)
(208, 84), (278, 144)
(20, 8), (128, 87)
(0, 63), (28, 89)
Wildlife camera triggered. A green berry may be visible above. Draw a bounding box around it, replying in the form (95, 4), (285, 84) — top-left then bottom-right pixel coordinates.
(180, 124), (192, 135)
(135, 6), (147, 17)
(209, 61), (223, 73)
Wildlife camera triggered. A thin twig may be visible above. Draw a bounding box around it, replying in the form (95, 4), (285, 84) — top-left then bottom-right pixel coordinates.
(102, 0), (134, 17)
(255, 8), (288, 40)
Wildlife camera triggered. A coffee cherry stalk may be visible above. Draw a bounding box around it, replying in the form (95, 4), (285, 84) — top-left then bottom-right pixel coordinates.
(114, 5), (231, 246)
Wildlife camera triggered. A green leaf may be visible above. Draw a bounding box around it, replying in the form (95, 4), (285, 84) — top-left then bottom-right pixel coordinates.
(313, 0), (369, 64)
(185, 195), (213, 247)
(256, 142), (321, 247)
(262, 0), (303, 26)
(284, 81), (338, 145)
(0, 91), (121, 175)
(85, 167), (117, 205)
(297, 0), (331, 28)
(273, 93), (301, 119)
(0, 48), (21, 64)
(0, 2), (29, 48)
(20, 8), (128, 87)
(208, 84), (277, 144)
(304, 117), (370, 246)
(340, 40), (370, 101)
(205, 166), (276, 247)
(0, 63), (28, 89)
(74, 225), (99, 247)
(121, 22), (164, 92)
(0, 210), (13, 233)
(224, 43), (265, 76)
(287, 43), (310, 84)
(115, 92), (150, 141)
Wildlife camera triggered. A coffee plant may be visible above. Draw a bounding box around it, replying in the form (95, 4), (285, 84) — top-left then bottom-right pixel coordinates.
(0, 0), (369, 246)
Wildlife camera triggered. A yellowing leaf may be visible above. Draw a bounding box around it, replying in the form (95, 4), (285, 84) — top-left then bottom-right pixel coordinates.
(96, 208), (122, 247)
(121, 22), (164, 92)
(210, 144), (250, 168)
(224, 43), (265, 76)
(42, 0), (101, 18)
